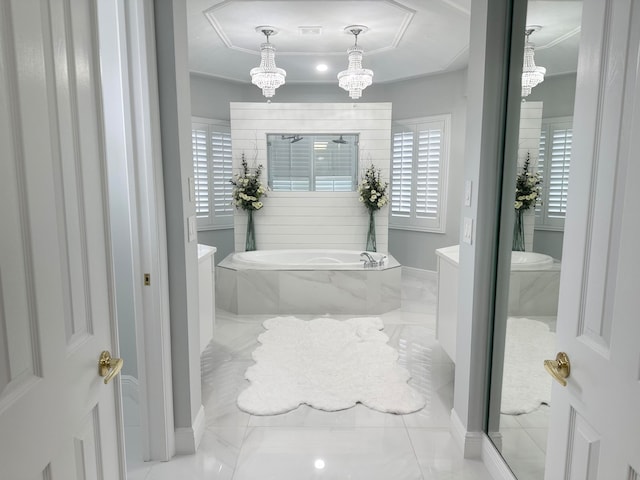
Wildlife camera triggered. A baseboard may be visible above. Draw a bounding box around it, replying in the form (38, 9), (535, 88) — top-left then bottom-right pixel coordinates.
(174, 404), (206, 454)
(481, 435), (517, 480)
(450, 408), (483, 458)
(402, 266), (437, 280)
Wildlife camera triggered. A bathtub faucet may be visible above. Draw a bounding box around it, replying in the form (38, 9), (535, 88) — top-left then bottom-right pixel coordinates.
(360, 252), (382, 268)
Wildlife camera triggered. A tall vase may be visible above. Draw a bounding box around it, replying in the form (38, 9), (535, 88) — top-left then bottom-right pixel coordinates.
(245, 209), (256, 251)
(512, 208), (525, 251)
(366, 210), (377, 252)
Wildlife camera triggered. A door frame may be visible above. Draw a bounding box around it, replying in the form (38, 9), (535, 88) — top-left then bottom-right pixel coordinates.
(97, 0), (175, 462)
(449, 0), (541, 478)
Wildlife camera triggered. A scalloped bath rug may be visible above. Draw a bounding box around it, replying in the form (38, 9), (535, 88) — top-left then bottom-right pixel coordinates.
(500, 317), (556, 415)
(237, 316), (426, 415)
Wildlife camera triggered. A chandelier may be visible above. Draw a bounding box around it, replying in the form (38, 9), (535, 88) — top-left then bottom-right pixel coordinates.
(521, 26), (546, 97)
(337, 25), (374, 99)
(250, 27), (286, 98)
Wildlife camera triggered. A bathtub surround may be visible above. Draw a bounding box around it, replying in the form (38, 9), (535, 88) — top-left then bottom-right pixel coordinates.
(237, 316), (426, 415)
(217, 250), (401, 315)
(435, 245), (560, 364)
(229, 102), (392, 253)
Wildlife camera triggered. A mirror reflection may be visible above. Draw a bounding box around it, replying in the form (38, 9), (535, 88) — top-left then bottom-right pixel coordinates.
(488, 2), (582, 479)
(266, 133), (359, 192)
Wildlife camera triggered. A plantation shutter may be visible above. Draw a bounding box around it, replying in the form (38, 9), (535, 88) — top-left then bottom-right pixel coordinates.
(547, 126), (571, 218)
(192, 123), (209, 218)
(391, 130), (413, 217)
(415, 127), (442, 219)
(536, 118), (572, 229)
(210, 130), (233, 217)
(390, 116), (449, 232)
(191, 119), (233, 228)
(535, 128), (546, 219)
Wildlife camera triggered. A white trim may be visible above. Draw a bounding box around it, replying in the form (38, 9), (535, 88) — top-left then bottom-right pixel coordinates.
(125, 0), (175, 462)
(174, 405), (206, 455)
(481, 436), (517, 480)
(450, 409), (483, 458)
(388, 224), (448, 234)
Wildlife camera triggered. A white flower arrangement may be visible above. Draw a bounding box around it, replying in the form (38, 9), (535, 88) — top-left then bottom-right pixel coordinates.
(358, 164), (389, 212)
(230, 153), (266, 211)
(515, 152), (542, 211)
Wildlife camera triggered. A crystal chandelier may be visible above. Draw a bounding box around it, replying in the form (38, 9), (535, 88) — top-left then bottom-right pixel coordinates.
(521, 27), (546, 97)
(337, 25), (373, 100)
(250, 27), (286, 98)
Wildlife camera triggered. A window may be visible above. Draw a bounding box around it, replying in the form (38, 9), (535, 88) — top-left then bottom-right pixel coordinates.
(191, 118), (233, 229)
(535, 117), (572, 230)
(390, 115), (450, 232)
(267, 134), (359, 191)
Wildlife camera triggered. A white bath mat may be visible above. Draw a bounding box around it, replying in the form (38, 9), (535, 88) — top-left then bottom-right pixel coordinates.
(237, 316), (426, 415)
(501, 317), (556, 415)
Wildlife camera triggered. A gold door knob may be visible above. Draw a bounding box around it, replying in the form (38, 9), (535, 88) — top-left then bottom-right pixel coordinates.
(544, 352), (570, 386)
(98, 351), (123, 385)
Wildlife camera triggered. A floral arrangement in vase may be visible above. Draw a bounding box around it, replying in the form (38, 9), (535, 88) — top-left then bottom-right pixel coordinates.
(230, 153), (266, 251)
(513, 152), (542, 251)
(358, 164), (389, 252)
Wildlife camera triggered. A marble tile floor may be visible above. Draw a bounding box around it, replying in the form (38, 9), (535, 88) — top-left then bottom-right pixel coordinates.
(126, 270), (494, 480)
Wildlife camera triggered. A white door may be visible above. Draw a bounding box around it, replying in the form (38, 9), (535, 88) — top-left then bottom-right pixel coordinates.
(544, 0), (640, 478)
(0, 0), (124, 478)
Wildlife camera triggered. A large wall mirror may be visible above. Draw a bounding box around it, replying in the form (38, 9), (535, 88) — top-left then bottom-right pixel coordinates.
(487, 1), (583, 479)
(266, 133), (359, 192)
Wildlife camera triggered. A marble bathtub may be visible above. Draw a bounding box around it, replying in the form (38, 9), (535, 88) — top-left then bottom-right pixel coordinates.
(216, 250), (401, 315)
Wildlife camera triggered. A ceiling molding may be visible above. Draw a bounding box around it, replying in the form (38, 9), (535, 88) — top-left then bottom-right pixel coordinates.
(537, 26), (582, 50)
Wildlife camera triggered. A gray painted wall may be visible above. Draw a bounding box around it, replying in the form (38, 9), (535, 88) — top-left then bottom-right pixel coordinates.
(198, 229), (234, 265)
(155, 0), (202, 439)
(191, 69), (468, 270)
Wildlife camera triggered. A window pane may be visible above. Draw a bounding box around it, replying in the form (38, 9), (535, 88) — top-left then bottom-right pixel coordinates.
(267, 134), (358, 191)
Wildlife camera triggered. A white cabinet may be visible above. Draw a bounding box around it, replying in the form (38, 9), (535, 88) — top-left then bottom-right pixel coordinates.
(198, 244), (216, 354)
(435, 246), (459, 364)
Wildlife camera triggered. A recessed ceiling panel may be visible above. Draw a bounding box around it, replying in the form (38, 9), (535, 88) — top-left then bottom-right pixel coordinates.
(204, 0), (415, 55)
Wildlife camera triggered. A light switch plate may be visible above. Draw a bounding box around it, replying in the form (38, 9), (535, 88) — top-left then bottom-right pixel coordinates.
(463, 217), (473, 244)
(464, 180), (472, 207)
(188, 215), (196, 242)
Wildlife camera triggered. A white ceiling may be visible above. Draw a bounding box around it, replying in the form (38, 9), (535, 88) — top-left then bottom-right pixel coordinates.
(187, 0), (582, 84)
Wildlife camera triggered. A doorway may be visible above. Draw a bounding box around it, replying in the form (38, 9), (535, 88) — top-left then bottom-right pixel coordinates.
(97, 0), (174, 468)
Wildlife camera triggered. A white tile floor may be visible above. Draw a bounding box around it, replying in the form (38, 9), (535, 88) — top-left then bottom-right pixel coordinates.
(126, 270), (495, 480)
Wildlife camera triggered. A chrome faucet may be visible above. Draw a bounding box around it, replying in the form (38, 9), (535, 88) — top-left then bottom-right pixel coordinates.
(360, 252), (380, 268)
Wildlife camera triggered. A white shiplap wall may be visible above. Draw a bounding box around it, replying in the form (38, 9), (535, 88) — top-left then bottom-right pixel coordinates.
(518, 101), (543, 251)
(230, 102), (392, 252)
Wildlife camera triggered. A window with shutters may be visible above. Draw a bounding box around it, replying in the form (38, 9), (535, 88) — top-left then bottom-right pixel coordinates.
(267, 134), (358, 191)
(191, 118), (233, 229)
(390, 115), (450, 233)
(535, 117), (572, 230)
